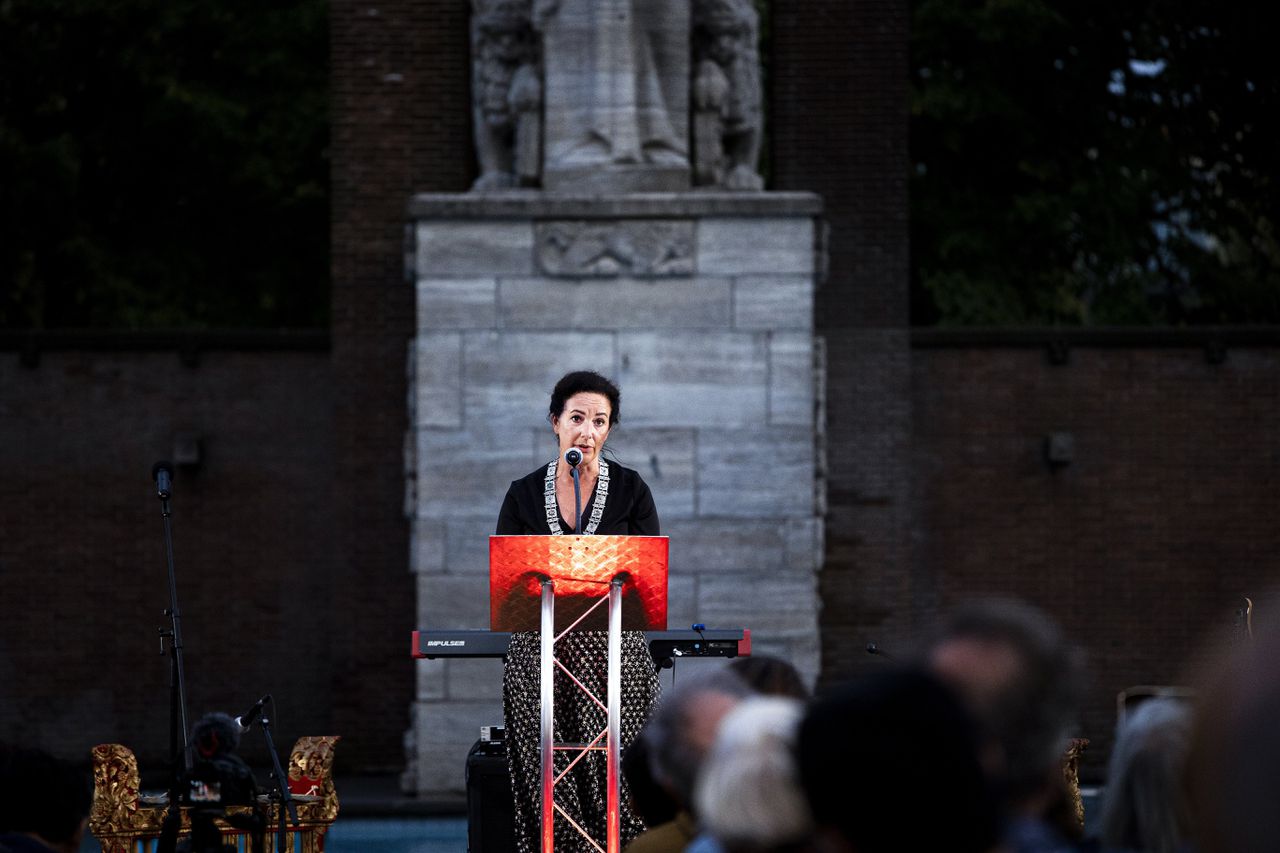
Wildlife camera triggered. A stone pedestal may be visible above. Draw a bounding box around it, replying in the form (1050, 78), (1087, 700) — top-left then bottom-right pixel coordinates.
(404, 191), (824, 795)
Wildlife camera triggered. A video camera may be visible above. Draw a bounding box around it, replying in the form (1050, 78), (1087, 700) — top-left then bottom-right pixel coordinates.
(162, 713), (266, 853)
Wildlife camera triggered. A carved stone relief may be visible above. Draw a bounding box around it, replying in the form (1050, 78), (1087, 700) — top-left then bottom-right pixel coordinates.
(535, 220), (695, 276)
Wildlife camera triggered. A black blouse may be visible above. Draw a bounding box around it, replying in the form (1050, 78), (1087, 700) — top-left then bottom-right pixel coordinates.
(496, 460), (661, 536)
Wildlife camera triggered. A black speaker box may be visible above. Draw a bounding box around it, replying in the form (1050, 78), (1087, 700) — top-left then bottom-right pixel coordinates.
(466, 738), (516, 853)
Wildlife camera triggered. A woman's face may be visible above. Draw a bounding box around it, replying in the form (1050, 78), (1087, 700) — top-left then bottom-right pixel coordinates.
(552, 392), (612, 467)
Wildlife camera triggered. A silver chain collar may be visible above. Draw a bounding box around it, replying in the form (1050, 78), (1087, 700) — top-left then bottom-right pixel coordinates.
(543, 459), (610, 535)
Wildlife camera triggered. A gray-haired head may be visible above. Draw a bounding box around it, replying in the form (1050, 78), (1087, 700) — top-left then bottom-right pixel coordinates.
(1100, 698), (1194, 853)
(644, 666), (754, 811)
(695, 696), (812, 851)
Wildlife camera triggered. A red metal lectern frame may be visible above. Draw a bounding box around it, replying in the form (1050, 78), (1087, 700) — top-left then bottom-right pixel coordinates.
(490, 535), (669, 853)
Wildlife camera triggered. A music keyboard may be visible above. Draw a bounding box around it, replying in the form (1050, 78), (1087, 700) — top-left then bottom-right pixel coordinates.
(412, 628), (750, 662)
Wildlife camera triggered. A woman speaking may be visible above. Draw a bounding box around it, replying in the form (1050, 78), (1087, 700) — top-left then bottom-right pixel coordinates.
(496, 370), (661, 852)
(497, 370), (659, 537)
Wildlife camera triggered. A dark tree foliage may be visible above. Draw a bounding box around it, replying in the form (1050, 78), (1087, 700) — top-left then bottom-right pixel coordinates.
(0, 0), (329, 329)
(911, 1), (1280, 326)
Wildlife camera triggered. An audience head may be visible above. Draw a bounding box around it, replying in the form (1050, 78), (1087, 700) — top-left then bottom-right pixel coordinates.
(645, 667), (754, 813)
(728, 654), (810, 699)
(695, 696), (811, 853)
(622, 732), (678, 828)
(797, 667), (1001, 853)
(0, 744), (92, 853)
(1187, 601), (1280, 853)
(922, 597), (1084, 810)
(1099, 697), (1194, 853)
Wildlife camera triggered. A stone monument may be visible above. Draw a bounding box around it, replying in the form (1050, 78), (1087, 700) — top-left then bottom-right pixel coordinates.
(405, 0), (824, 796)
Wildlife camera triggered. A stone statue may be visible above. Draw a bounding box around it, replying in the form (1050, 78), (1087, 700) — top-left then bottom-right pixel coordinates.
(466, 0), (766, 193)
(692, 0), (764, 190)
(537, 0), (691, 191)
(470, 0), (542, 191)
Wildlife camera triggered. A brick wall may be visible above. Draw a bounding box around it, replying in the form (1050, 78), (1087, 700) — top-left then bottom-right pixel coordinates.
(912, 341), (1280, 777)
(329, 0), (471, 769)
(770, 0), (916, 682)
(0, 348), (334, 771)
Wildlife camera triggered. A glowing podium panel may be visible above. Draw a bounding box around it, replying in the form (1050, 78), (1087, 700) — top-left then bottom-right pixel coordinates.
(490, 535), (669, 853)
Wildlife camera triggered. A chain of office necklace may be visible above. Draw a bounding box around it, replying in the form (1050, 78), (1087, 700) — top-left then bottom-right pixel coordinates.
(543, 458), (610, 535)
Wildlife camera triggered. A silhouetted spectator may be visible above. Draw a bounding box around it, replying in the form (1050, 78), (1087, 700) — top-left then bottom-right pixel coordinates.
(0, 745), (92, 853)
(923, 598), (1086, 852)
(1187, 598), (1280, 853)
(728, 654), (810, 699)
(622, 732), (678, 830)
(1098, 698), (1193, 853)
(797, 667), (1001, 853)
(695, 696), (812, 853)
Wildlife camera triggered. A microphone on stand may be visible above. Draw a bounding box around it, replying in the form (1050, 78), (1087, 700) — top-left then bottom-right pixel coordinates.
(865, 642), (896, 661)
(152, 461), (174, 500)
(233, 695), (271, 733)
(564, 448), (583, 533)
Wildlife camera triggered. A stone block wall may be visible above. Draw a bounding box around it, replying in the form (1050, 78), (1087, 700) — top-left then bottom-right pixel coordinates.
(405, 191), (824, 794)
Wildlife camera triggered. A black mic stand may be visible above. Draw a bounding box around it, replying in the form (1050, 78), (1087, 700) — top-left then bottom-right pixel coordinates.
(153, 462), (192, 853)
(571, 466), (583, 533)
(566, 450), (583, 533)
(255, 701), (299, 853)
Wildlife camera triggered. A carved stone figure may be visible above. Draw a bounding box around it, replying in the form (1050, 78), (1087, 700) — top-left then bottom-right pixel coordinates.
(692, 0), (764, 190)
(470, 0), (541, 191)
(538, 0), (691, 191)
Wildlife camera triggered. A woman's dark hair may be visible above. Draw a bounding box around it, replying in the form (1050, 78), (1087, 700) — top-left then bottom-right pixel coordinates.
(549, 370), (621, 426)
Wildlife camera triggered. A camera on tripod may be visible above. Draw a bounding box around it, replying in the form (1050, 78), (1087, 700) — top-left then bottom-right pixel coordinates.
(176, 713), (265, 853)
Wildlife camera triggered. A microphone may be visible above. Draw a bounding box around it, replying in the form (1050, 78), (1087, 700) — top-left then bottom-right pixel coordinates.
(866, 642), (896, 661)
(233, 695), (271, 733)
(564, 449), (583, 532)
(152, 461), (174, 500)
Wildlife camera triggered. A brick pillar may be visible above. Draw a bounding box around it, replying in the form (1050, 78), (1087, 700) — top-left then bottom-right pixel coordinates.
(329, 0), (470, 769)
(770, 0), (915, 683)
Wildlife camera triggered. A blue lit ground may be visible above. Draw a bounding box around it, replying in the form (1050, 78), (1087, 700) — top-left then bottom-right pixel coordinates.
(325, 818), (468, 853)
(82, 818), (469, 853)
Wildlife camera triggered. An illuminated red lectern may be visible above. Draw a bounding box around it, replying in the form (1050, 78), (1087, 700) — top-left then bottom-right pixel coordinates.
(490, 535), (669, 853)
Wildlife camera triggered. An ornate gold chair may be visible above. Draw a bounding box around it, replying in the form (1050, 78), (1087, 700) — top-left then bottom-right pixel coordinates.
(1062, 737), (1088, 827)
(90, 736), (340, 853)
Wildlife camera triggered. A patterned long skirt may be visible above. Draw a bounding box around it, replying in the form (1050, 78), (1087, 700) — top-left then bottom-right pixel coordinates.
(503, 631), (660, 852)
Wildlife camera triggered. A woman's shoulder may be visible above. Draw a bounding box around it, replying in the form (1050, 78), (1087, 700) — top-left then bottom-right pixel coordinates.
(511, 461), (553, 487)
(602, 460), (651, 490)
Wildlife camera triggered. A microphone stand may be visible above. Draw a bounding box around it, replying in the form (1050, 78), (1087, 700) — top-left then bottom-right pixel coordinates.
(153, 463), (191, 853)
(257, 701), (299, 853)
(571, 465), (583, 534)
